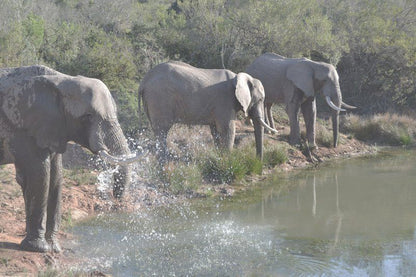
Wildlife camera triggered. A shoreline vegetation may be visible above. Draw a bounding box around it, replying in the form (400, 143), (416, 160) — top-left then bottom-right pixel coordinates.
(1, 111), (414, 275)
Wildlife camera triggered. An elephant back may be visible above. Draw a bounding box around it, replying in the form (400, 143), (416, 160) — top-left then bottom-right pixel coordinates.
(0, 65), (59, 80)
(246, 54), (289, 102)
(0, 65), (61, 97)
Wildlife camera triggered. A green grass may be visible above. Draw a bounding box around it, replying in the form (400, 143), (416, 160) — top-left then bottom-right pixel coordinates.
(63, 168), (97, 187)
(197, 149), (263, 184)
(165, 162), (202, 194)
(315, 119), (333, 148)
(153, 135), (289, 193)
(263, 144), (288, 168)
(341, 113), (416, 146)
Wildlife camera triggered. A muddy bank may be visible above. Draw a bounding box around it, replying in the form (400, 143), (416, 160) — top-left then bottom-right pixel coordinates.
(0, 125), (375, 276)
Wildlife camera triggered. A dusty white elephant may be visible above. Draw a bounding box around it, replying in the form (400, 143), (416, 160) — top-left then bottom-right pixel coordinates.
(0, 65), (141, 252)
(138, 61), (277, 162)
(246, 53), (355, 148)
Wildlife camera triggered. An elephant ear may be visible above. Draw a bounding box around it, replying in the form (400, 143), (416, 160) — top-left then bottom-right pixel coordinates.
(40, 75), (90, 118)
(22, 76), (69, 153)
(234, 73), (253, 116)
(286, 61), (315, 98)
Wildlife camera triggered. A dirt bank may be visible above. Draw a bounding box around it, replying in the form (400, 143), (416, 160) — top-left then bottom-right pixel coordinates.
(0, 124), (374, 276)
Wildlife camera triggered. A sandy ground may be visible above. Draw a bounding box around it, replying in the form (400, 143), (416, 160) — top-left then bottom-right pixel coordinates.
(0, 123), (374, 276)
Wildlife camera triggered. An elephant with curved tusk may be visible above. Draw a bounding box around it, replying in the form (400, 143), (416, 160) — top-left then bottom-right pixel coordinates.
(246, 53), (356, 148)
(138, 61), (277, 163)
(0, 65), (141, 253)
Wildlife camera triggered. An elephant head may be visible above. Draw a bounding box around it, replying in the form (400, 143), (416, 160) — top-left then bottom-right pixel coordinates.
(286, 60), (355, 147)
(21, 74), (140, 197)
(234, 73), (277, 159)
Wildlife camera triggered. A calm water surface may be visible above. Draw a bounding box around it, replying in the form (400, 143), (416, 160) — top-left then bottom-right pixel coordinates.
(70, 150), (416, 276)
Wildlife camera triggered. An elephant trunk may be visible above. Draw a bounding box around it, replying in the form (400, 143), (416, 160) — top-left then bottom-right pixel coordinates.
(249, 103), (267, 160)
(253, 118), (264, 161)
(332, 109), (339, 148)
(91, 120), (132, 198)
(324, 84), (342, 147)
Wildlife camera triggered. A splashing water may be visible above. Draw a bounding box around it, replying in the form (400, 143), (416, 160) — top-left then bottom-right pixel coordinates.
(96, 166), (118, 195)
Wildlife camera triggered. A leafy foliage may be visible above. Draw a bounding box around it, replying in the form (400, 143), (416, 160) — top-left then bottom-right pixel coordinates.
(0, 0), (415, 131)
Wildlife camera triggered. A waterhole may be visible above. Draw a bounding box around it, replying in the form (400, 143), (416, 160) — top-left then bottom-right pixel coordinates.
(70, 150), (416, 276)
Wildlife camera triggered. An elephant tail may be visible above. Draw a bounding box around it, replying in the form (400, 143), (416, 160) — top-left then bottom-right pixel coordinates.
(138, 84), (144, 131)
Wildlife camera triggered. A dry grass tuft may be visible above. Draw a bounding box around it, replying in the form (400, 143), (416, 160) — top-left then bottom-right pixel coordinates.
(341, 113), (416, 146)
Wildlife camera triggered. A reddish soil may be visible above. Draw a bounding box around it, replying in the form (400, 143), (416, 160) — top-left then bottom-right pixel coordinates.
(0, 124), (374, 276)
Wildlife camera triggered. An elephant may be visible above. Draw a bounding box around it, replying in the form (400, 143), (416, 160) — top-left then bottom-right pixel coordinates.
(246, 53), (355, 148)
(138, 61), (277, 163)
(0, 65), (141, 253)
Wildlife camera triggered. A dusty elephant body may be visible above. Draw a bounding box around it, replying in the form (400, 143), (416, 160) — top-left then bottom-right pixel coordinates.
(0, 65), (140, 253)
(246, 53), (355, 148)
(138, 61), (277, 162)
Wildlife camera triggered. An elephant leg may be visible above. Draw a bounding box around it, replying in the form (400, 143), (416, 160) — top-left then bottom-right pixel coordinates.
(13, 136), (51, 253)
(15, 167), (29, 233)
(45, 153), (62, 253)
(301, 97), (317, 149)
(210, 124), (221, 148)
(153, 128), (169, 165)
(149, 117), (172, 165)
(217, 120), (235, 151)
(265, 103), (275, 130)
(286, 90), (303, 146)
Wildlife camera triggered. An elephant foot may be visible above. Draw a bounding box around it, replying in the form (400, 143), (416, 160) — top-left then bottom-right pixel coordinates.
(47, 239), (62, 253)
(289, 137), (301, 147)
(21, 237), (51, 253)
(309, 144), (318, 151)
(289, 141), (302, 149)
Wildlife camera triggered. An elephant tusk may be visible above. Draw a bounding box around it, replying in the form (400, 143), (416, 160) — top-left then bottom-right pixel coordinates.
(341, 101), (357, 109)
(259, 118), (279, 134)
(99, 150), (143, 165)
(326, 96), (346, 112)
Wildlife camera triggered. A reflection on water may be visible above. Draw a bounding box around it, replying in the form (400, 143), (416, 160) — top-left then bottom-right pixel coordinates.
(70, 151), (416, 276)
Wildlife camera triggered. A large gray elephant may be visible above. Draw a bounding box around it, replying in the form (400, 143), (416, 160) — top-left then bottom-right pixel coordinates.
(246, 53), (355, 148)
(0, 65), (141, 253)
(138, 61), (277, 162)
